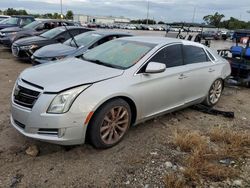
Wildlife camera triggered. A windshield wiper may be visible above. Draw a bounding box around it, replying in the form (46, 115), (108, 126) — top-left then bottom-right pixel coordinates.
(62, 24), (79, 48)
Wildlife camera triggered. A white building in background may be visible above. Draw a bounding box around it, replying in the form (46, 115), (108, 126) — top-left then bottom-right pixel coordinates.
(73, 14), (130, 24)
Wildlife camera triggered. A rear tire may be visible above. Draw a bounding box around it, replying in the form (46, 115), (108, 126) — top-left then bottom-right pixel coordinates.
(203, 79), (223, 107)
(88, 99), (131, 149)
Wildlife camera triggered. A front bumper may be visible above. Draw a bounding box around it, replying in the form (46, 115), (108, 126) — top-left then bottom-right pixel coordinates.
(10, 81), (89, 145)
(11, 115), (86, 145)
(0, 37), (12, 47)
(11, 45), (35, 61)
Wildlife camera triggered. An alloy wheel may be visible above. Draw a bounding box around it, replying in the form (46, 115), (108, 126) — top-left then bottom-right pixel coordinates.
(209, 80), (222, 104)
(100, 106), (129, 145)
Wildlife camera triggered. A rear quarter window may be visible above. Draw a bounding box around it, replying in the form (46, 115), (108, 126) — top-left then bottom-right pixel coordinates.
(206, 50), (216, 61)
(183, 45), (209, 64)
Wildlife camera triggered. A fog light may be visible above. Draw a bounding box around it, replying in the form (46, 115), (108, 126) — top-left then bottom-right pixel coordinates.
(58, 128), (66, 138)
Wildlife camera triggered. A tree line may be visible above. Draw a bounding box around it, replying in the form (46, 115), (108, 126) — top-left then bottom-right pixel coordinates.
(0, 8), (73, 20)
(0, 8), (249, 30)
(203, 12), (250, 30)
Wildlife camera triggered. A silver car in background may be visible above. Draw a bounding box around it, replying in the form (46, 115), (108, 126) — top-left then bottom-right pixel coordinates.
(11, 37), (231, 148)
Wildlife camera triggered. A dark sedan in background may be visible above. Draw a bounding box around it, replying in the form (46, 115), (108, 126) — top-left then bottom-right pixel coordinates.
(11, 26), (93, 60)
(0, 19), (78, 47)
(0, 15), (10, 22)
(0, 15), (34, 30)
(32, 31), (132, 65)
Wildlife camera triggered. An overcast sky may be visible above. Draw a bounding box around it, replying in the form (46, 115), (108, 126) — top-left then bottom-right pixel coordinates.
(1, 0), (250, 22)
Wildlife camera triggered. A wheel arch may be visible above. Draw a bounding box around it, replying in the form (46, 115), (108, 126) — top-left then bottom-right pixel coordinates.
(85, 95), (137, 141)
(215, 77), (225, 89)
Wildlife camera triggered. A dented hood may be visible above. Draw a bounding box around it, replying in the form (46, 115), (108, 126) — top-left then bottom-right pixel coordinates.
(20, 57), (124, 92)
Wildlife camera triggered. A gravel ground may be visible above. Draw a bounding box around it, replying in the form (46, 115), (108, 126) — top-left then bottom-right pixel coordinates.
(0, 31), (249, 187)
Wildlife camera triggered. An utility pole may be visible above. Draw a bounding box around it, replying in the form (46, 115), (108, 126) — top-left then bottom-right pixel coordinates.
(146, 0), (149, 25)
(192, 7), (196, 23)
(60, 0), (63, 19)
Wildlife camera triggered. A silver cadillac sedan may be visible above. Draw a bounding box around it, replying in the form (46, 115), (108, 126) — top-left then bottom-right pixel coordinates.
(11, 37), (231, 148)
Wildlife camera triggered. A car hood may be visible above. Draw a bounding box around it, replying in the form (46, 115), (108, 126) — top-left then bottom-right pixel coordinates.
(34, 43), (77, 58)
(0, 27), (23, 33)
(20, 57), (124, 92)
(14, 36), (49, 46)
(0, 24), (17, 30)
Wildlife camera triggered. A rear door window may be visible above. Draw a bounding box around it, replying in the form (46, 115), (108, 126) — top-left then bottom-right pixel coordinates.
(183, 45), (209, 64)
(149, 44), (183, 68)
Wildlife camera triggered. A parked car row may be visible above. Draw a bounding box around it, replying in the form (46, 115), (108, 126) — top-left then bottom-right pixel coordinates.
(32, 31), (132, 65)
(84, 23), (166, 31)
(0, 15), (35, 30)
(11, 26), (92, 61)
(201, 30), (234, 40)
(0, 19), (79, 47)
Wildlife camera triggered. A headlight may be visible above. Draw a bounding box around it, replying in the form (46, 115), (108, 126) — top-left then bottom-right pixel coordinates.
(20, 45), (38, 50)
(7, 32), (17, 35)
(20, 45), (32, 50)
(47, 85), (91, 114)
(30, 44), (38, 50)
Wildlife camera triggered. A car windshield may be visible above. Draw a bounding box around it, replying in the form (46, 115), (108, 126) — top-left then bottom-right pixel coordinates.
(0, 17), (18, 25)
(23, 20), (41, 29)
(64, 32), (102, 47)
(82, 40), (155, 69)
(0, 17), (8, 22)
(40, 27), (65, 39)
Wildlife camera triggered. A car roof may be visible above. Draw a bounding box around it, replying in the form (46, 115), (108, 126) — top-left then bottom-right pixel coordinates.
(119, 36), (205, 48)
(119, 36), (182, 45)
(56, 26), (88, 30)
(11, 15), (34, 18)
(88, 30), (133, 36)
(0, 15), (10, 18)
(35, 19), (75, 23)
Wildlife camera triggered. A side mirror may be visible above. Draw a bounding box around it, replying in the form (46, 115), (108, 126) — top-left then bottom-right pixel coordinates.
(145, 62), (166, 74)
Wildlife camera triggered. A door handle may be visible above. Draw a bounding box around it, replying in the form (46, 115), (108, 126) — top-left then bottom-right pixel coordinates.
(208, 68), (215, 73)
(179, 73), (188, 79)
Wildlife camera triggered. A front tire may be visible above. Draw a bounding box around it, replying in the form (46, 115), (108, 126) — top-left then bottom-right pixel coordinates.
(203, 79), (223, 107)
(88, 99), (131, 149)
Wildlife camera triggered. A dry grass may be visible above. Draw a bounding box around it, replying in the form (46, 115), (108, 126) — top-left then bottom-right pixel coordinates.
(165, 128), (250, 187)
(184, 152), (237, 181)
(174, 130), (209, 153)
(164, 173), (187, 188)
(208, 128), (250, 159)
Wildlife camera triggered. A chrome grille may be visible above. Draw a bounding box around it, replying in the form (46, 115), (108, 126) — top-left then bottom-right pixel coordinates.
(13, 85), (40, 108)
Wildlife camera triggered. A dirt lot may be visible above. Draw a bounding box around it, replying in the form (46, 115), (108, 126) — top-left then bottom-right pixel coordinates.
(0, 33), (249, 187)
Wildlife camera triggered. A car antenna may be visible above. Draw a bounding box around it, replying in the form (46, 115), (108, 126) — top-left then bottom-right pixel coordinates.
(62, 23), (79, 48)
